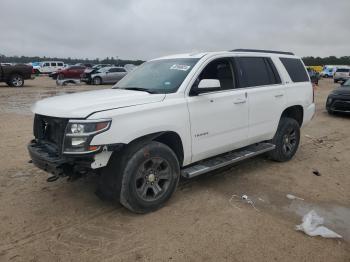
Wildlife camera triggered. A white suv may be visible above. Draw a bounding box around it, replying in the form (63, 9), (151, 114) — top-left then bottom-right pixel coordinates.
(37, 61), (65, 74)
(333, 67), (350, 83)
(28, 49), (315, 213)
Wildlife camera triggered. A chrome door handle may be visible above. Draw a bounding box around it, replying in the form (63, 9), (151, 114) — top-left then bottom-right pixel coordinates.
(234, 100), (246, 104)
(275, 94), (284, 98)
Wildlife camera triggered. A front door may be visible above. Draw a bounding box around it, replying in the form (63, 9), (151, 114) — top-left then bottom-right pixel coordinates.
(187, 58), (249, 162)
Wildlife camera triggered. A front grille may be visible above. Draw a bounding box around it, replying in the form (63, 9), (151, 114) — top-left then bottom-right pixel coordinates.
(33, 114), (68, 154)
(332, 100), (350, 112)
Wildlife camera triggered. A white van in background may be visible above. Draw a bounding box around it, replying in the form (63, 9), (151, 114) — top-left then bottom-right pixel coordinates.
(37, 61), (65, 74)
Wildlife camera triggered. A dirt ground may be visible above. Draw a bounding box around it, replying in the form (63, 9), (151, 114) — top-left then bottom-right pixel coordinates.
(0, 76), (349, 262)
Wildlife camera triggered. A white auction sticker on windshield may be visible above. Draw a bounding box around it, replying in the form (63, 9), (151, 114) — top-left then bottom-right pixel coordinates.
(170, 64), (191, 71)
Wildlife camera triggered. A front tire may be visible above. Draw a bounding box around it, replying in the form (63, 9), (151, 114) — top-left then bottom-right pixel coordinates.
(93, 77), (102, 85)
(8, 74), (24, 87)
(268, 117), (300, 162)
(121, 142), (180, 213)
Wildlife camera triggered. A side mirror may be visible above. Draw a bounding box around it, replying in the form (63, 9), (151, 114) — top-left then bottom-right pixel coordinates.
(190, 79), (221, 96)
(198, 79), (221, 89)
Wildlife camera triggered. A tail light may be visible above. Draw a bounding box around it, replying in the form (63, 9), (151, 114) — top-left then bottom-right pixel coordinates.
(31, 67), (35, 74)
(312, 84), (315, 102)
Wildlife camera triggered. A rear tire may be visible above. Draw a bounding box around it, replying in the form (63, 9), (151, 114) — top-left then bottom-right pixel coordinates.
(268, 117), (300, 162)
(8, 74), (24, 87)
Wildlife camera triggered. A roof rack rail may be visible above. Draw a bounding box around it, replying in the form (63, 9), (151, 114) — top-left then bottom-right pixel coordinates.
(231, 49), (294, 55)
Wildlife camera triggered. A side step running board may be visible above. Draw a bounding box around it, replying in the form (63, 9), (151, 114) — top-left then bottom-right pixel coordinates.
(182, 143), (275, 179)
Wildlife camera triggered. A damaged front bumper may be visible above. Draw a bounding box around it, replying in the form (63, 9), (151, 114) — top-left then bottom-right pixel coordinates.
(28, 140), (123, 179)
(28, 140), (94, 177)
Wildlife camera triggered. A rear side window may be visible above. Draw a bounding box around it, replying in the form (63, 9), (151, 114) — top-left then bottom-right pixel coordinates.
(51, 62), (57, 67)
(336, 68), (350, 72)
(280, 58), (309, 82)
(235, 57), (281, 88)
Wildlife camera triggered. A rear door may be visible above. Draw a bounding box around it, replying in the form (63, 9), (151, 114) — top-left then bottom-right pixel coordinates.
(234, 56), (286, 143)
(50, 62), (57, 72)
(187, 57), (249, 162)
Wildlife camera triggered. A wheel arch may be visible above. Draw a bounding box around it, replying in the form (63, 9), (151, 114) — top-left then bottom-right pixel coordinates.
(6, 71), (24, 81)
(280, 105), (304, 127)
(126, 131), (184, 167)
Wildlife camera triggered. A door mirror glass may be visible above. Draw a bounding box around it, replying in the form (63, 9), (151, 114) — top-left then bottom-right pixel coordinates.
(198, 79), (221, 89)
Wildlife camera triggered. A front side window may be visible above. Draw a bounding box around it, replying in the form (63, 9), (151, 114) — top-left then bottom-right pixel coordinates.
(109, 68), (125, 73)
(115, 58), (199, 94)
(193, 58), (235, 92)
(280, 57), (309, 82)
(57, 63), (63, 66)
(235, 57), (281, 88)
(43, 63), (50, 67)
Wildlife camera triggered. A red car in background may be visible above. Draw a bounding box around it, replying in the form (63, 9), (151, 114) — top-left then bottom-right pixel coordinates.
(50, 65), (86, 80)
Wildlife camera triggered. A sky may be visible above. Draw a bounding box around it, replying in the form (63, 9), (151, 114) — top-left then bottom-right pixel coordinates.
(0, 0), (349, 60)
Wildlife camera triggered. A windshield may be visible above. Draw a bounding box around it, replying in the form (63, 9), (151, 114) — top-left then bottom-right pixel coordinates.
(343, 79), (350, 86)
(114, 58), (199, 94)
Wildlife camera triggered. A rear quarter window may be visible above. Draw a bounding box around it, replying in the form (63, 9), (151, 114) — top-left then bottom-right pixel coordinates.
(279, 58), (309, 82)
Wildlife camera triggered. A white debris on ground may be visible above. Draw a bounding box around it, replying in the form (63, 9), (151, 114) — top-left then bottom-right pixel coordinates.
(229, 194), (259, 212)
(286, 194), (304, 201)
(296, 210), (342, 238)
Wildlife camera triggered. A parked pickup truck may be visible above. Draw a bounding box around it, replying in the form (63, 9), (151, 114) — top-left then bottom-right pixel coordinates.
(0, 63), (34, 87)
(28, 49), (315, 213)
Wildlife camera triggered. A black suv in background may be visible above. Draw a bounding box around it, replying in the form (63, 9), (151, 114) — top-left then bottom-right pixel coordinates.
(326, 79), (350, 114)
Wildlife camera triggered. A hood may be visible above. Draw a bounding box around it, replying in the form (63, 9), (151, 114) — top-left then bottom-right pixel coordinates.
(84, 68), (95, 74)
(331, 86), (350, 96)
(32, 89), (165, 118)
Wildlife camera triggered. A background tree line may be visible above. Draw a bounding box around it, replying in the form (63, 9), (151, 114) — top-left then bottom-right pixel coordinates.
(0, 54), (144, 66)
(1, 54), (350, 66)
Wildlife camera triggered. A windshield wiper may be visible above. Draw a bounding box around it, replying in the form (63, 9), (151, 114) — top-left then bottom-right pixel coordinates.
(122, 87), (156, 94)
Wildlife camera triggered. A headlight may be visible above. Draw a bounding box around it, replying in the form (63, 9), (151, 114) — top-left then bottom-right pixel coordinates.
(63, 119), (111, 154)
(326, 97), (333, 105)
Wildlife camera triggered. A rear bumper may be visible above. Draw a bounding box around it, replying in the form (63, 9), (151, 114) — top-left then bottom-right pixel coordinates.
(303, 103), (315, 126)
(334, 76), (350, 82)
